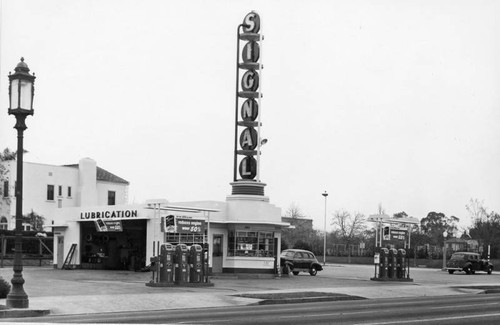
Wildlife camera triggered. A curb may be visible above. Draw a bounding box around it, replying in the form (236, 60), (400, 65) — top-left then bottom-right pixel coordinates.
(484, 288), (500, 294)
(256, 295), (366, 305)
(0, 308), (50, 318)
(236, 292), (367, 306)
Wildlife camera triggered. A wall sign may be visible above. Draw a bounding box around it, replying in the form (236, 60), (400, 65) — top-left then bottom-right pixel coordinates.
(234, 11), (264, 181)
(95, 219), (123, 232)
(390, 228), (408, 242)
(80, 209), (138, 220)
(161, 215), (206, 234)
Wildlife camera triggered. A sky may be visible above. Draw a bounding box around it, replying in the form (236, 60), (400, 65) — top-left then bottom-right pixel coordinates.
(1, 0), (499, 232)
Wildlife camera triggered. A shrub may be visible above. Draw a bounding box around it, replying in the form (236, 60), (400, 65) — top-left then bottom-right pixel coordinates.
(0, 277), (11, 298)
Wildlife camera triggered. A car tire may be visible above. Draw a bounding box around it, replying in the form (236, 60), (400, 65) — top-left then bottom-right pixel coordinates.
(282, 265), (290, 275)
(464, 266), (472, 275)
(292, 271), (299, 276)
(309, 267), (317, 276)
(488, 267), (492, 275)
(448, 270), (454, 274)
(471, 270), (475, 275)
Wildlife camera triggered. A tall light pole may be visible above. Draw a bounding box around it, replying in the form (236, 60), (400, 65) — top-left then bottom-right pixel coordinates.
(6, 58), (36, 308)
(322, 191), (328, 266)
(442, 230), (448, 271)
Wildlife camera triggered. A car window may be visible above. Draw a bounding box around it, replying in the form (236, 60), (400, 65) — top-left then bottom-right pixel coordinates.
(281, 251), (295, 258)
(306, 253), (314, 259)
(294, 252), (304, 258)
(450, 254), (464, 261)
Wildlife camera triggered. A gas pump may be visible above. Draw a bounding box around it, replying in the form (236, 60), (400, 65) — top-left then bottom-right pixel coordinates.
(189, 244), (203, 283)
(388, 248), (397, 278)
(160, 243), (175, 283)
(379, 248), (389, 278)
(397, 249), (406, 279)
(174, 244), (189, 284)
(203, 243), (209, 282)
(150, 256), (159, 282)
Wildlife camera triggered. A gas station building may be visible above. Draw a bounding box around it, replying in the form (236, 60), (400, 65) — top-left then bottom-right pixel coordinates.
(52, 192), (287, 275)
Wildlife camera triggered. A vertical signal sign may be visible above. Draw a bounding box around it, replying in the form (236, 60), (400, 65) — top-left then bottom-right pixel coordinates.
(233, 11), (264, 182)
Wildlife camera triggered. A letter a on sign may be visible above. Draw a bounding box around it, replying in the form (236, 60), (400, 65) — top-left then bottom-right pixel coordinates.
(239, 127), (257, 150)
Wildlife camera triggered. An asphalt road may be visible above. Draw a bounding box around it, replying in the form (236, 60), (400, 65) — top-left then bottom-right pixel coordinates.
(7, 293), (500, 324)
(0, 263), (498, 323)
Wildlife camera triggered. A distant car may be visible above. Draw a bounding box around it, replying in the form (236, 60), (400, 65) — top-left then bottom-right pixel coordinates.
(446, 252), (493, 275)
(280, 249), (323, 276)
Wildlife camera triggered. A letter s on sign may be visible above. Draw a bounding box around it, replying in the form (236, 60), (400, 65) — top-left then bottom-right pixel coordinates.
(243, 12), (260, 33)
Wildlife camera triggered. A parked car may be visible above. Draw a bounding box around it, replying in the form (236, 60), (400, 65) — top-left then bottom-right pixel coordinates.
(446, 252), (493, 275)
(280, 249), (323, 276)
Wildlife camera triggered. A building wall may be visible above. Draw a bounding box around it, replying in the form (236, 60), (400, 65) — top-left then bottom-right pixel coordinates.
(96, 181), (129, 206)
(53, 199), (286, 273)
(0, 158), (129, 229)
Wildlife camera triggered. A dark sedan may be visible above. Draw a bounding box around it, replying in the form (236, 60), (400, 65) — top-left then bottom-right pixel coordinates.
(280, 249), (323, 276)
(446, 252), (493, 274)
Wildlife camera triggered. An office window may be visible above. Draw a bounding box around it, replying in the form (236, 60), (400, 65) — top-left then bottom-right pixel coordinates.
(67, 186), (72, 198)
(2, 181), (8, 198)
(47, 185), (54, 201)
(108, 191), (116, 206)
(228, 230), (274, 257)
(58, 185), (62, 197)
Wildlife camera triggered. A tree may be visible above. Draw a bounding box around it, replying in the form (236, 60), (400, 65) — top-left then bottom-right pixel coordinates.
(393, 211), (408, 219)
(281, 203), (318, 253)
(331, 210), (366, 263)
(23, 210), (45, 231)
(420, 212), (459, 246)
(465, 198), (488, 222)
(0, 148), (17, 161)
(469, 212), (500, 258)
(466, 199), (500, 258)
(409, 227), (431, 260)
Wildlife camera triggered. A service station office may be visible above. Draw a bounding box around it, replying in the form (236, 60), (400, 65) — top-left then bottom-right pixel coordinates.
(52, 195), (287, 274)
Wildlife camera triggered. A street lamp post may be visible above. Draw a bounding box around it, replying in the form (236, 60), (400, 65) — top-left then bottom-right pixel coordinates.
(442, 230), (448, 271)
(322, 191), (328, 266)
(6, 58), (36, 309)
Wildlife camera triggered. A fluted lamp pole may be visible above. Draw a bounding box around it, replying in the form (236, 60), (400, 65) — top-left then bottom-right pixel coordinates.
(322, 191), (328, 266)
(6, 57), (35, 309)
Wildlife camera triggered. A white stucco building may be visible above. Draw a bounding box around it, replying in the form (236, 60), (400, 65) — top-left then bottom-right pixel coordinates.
(0, 157), (129, 230)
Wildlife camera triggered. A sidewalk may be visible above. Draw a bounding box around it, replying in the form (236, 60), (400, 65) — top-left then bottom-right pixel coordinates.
(0, 265), (496, 317)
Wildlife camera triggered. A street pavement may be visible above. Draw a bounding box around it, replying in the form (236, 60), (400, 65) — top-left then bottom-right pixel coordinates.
(0, 264), (498, 317)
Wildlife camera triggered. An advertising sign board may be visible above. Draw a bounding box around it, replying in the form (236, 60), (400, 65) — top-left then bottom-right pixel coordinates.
(176, 217), (205, 234)
(390, 228), (408, 241)
(161, 216), (205, 234)
(94, 219), (123, 232)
